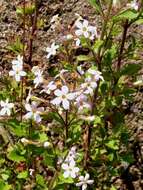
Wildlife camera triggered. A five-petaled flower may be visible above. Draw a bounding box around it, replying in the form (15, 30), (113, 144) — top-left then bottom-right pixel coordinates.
(0, 99), (14, 116)
(24, 101), (44, 123)
(75, 19), (97, 39)
(46, 42), (59, 59)
(76, 173), (94, 190)
(62, 159), (79, 178)
(51, 86), (75, 110)
(9, 64), (26, 82)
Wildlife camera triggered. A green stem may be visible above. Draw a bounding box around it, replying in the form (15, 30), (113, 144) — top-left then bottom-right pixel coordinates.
(83, 0), (113, 168)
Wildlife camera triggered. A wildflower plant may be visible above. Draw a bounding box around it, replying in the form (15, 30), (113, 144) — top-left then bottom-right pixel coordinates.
(0, 0), (143, 190)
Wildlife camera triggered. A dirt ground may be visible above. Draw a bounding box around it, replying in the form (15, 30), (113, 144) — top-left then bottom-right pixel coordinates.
(0, 0), (143, 189)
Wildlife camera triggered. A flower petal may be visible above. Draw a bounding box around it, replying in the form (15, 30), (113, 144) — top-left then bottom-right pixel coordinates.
(62, 86), (69, 94)
(62, 99), (69, 110)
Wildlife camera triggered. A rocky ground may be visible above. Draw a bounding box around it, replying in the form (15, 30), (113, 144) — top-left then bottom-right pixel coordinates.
(0, 0), (143, 189)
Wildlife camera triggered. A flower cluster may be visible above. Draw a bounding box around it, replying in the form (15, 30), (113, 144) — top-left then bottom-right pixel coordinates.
(61, 146), (79, 178)
(61, 147), (94, 190)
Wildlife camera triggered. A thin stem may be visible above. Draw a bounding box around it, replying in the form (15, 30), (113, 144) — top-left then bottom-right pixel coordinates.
(20, 0), (26, 122)
(27, 0), (38, 65)
(65, 110), (68, 141)
(83, 0), (113, 168)
(117, 20), (129, 70)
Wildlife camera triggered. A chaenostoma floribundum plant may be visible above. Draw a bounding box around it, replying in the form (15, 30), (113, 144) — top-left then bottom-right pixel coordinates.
(0, 0), (143, 189)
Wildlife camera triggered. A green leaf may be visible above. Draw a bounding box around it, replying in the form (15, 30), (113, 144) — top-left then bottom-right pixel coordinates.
(16, 5), (35, 15)
(89, 0), (102, 14)
(120, 64), (141, 76)
(7, 149), (26, 163)
(110, 185), (117, 190)
(77, 55), (91, 61)
(108, 153), (114, 161)
(36, 174), (46, 187)
(0, 180), (11, 190)
(106, 140), (119, 150)
(39, 133), (48, 143)
(58, 173), (74, 184)
(92, 39), (103, 53)
(113, 10), (138, 21)
(17, 171), (28, 179)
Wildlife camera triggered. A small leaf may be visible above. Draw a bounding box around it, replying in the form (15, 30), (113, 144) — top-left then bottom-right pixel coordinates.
(106, 140), (119, 150)
(7, 149), (26, 163)
(113, 10), (138, 21)
(77, 55), (91, 61)
(120, 64), (141, 76)
(17, 171), (28, 179)
(89, 0), (102, 14)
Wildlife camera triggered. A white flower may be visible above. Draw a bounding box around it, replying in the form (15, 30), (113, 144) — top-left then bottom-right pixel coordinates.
(65, 146), (77, 163)
(32, 66), (44, 88)
(62, 160), (79, 178)
(44, 141), (51, 148)
(0, 99), (14, 116)
(46, 42), (59, 59)
(87, 68), (104, 81)
(51, 86), (75, 110)
(75, 19), (90, 38)
(76, 173), (94, 190)
(75, 19), (97, 39)
(33, 71), (43, 88)
(9, 64), (26, 82)
(24, 101), (44, 123)
(41, 81), (57, 94)
(12, 55), (23, 67)
(75, 94), (91, 111)
(81, 81), (97, 95)
(127, 0), (139, 11)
